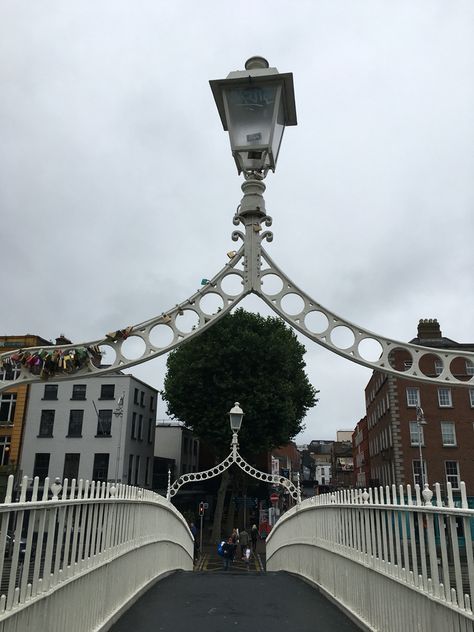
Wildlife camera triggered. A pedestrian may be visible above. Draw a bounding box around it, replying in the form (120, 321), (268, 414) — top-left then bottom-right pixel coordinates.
(222, 537), (236, 571)
(239, 528), (249, 558)
(244, 545), (251, 571)
(231, 527), (239, 545)
(189, 522), (199, 562)
(251, 524), (258, 552)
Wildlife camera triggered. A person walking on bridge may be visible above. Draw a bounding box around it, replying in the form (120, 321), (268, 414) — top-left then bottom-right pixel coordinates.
(251, 524), (258, 552)
(222, 537), (236, 571)
(239, 528), (249, 558)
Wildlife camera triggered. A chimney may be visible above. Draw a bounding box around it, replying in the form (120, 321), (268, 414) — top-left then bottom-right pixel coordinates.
(55, 333), (72, 346)
(417, 319), (442, 340)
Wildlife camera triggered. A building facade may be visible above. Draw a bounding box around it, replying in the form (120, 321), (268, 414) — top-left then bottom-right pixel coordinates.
(154, 422), (200, 479)
(20, 373), (157, 488)
(364, 319), (474, 496)
(352, 417), (369, 488)
(0, 335), (53, 497)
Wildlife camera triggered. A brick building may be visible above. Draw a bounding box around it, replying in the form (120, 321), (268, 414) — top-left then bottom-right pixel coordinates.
(363, 319), (474, 496)
(353, 417), (369, 488)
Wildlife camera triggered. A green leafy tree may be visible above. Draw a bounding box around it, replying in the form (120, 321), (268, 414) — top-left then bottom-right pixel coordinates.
(162, 308), (317, 540)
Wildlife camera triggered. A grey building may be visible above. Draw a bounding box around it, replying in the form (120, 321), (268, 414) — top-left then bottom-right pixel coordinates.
(20, 373), (157, 488)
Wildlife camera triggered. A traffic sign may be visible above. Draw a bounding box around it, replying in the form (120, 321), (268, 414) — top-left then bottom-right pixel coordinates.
(270, 493), (279, 503)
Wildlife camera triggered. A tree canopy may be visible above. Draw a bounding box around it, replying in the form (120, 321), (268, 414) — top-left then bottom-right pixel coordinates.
(162, 309), (317, 458)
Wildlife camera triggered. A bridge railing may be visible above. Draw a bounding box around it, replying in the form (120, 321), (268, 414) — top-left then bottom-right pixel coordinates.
(0, 475), (193, 632)
(266, 481), (474, 632)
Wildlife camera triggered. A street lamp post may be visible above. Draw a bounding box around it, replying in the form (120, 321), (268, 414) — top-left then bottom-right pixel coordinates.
(113, 392), (125, 483)
(416, 405), (427, 488)
(229, 401), (244, 459)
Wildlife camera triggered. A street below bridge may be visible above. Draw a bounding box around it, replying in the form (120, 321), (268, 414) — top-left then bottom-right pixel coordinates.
(110, 570), (361, 632)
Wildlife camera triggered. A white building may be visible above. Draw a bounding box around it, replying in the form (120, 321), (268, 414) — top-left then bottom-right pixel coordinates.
(20, 373), (157, 488)
(315, 463), (331, 486)
(154, 422), (199, 476)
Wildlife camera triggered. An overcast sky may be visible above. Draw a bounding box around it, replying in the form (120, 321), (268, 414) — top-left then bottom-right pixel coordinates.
(1, 1), (473, 443)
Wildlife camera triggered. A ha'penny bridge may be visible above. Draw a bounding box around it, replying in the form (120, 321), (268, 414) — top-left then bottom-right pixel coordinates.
(1, 58), (473, 632)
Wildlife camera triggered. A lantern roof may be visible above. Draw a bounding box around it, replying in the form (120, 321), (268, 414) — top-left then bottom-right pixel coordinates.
(210, 58), (297, 132)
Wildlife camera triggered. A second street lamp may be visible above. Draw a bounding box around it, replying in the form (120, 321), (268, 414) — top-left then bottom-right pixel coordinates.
(228, 401), (244, 432)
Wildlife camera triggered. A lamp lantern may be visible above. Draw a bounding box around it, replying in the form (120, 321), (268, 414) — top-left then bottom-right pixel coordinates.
(210, 57), (297, 176)
(228, 401), (244, 432)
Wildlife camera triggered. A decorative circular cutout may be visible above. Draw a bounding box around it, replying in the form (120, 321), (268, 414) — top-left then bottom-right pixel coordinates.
(175, 309), (200, 333)
(98, 345), (117, 366)
(150, 324), (174, 348)
(261, 274), (284, 296)
(449, 357), (473, 382)
(331, 326), (355, 350)
(281, 293), (305, 316)
(419, 353), (444, 378)
(358, 338), (383, 362)
(388, 348), (413, 372)
(199, 292), (224, 315)
(305, 311), (329, 335)
(121, 336), (146, 361)
(220, 273), (243, 296)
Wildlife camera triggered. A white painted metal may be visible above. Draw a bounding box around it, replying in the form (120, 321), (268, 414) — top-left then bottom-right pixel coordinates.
(267, 481), (474, 631)
(0, 474), (193, 632)
(167, 430), (300, 502)
(1, 177), (473, 394)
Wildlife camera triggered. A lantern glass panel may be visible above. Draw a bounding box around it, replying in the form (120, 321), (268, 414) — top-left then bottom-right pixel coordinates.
(271, 97), (285, 165)
(229, 412), (242, 431)
(224, 85), (278, 150)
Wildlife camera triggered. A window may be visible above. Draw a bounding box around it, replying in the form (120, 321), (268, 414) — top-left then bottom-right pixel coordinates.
(0, 436), (11, 466)
(96, 410), (112, 436)
(406, 388), (420, 407)
(445, 461), (460, 489)
(470, 389), (474, 408)
(33, 453), (50, 481)
(72, 384), (87, 400)
(409, 422), (424, 446)
(134, 388), (139, 405)
(0, 393), (17, 423)
(438, 387), (452, 407)
(441, 422), (456, 447)
(131, 412), (136, 439)
(100, 384), (115, 400)
(63, 453), (80, 480)
(140, 391), (145, 407)
(147, 419), (153, 444)
(92, 453), (109, 482)
(466, 361), (474, 376)
(149, 396), (154, 412)
(412, 460), (427, 487)
(434, 360), (443, 376)
(145, 456), (150, 486)
(43, 384), (58, 400)
(0, 362), (20, 381)
(138, 414), (143, 440)
(39, 410), (55, 437)
(128, 454), (133, 485)
(134, 455), (140, 485)
(67, 410), (83, 437)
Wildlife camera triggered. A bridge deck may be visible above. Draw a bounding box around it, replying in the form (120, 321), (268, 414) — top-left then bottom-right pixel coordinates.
(110, 570), (361, 632)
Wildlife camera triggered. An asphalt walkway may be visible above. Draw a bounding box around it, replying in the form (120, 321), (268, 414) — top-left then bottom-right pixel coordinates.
(110, 569), (361, 632)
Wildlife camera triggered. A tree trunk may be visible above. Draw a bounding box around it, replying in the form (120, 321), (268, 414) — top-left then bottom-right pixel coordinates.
(211, 469), (229, 544)
(225, 479), (236, 536)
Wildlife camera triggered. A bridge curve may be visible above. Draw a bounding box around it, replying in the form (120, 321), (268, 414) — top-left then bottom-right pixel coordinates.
(108, 569), (361, 632)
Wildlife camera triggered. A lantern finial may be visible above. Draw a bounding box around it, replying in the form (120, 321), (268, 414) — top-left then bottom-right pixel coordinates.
(245, 56), (269, 70)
